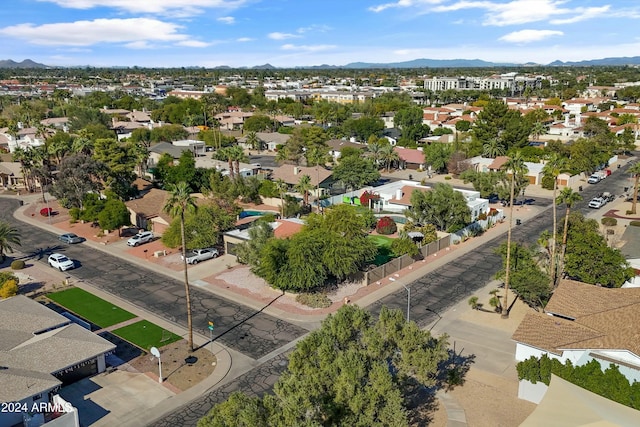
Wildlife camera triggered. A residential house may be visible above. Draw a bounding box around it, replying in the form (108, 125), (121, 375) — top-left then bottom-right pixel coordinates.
(125, 188), (172, 233)
(394, 146), (426, 170)
(270, 165), (334, 195)
(237, 131), (290, 152)
(214, 111), (254, 131)
(326, 139), (366, 160)
(0, 162), (24, 189)
(223, 218), (304, 256)
(147, 141), (203, 169)
(512, 279), (640, 403)
(0, 295), (115, 427)
(194, 157), (261, 179)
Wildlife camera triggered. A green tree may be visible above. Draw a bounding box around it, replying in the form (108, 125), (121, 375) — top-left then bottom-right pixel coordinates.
(243, 114), (274, 132)
(563, 213), (634, 287)
(391, 237), (420, 257)
(423, 142), (453, 173)
(201, 306), (450, 427)
(163, 182), (197, 352)
(482, 139), (505, 158)
(333, 155), (380, 191)
(342, 116), (385, 141)
(629, 161), (640, 215)
(379, 144), (400, 172)
(235, 221), (274, 267)
(162, 202), (238, 250)
(406, 183), (471, 232)
(50, 154), (106, 209)
(245, 131), (262, 151)
(97, 199), (131, 236)
(495, 242), (551, 308)
(0, 221), (21, 262)
(500, 152), (528, 318)
(460, 169), (504, 198)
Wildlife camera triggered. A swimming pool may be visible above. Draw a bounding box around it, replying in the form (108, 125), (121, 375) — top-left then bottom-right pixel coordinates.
(375, 214), (408, 224)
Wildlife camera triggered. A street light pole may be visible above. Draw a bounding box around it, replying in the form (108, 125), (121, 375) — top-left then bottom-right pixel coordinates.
(402, 284), (411, 322)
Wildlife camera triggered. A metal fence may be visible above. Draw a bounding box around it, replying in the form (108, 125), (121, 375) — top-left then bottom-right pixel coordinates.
(364, 236), (450, 285)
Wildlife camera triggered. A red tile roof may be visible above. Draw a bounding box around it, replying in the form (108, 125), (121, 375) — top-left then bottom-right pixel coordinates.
(394, 147), (425, 165)
(273, 219), (303, 238)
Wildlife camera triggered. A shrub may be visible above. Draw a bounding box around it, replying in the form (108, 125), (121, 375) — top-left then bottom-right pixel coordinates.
(630, 220), (640, 227)
(69, 207), (82, 221)
(601, 217), (617, 227)
(40, 207), (53, 217)
(627, 211), (634, 216)
(0, 272), (19, 299)
(477, 212), (488, 221)
(444, 176), (452, 180)
(10, 260), (25, 270)
(376, 216), (397, 235)
(295, 293), (332, 308)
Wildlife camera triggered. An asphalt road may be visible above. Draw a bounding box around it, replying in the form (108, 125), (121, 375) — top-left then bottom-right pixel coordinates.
(0, 199), (308, 360)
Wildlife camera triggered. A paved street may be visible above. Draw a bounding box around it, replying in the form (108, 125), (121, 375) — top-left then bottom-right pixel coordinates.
(0, 198), (308, 360)
(2, 158), (635, 427)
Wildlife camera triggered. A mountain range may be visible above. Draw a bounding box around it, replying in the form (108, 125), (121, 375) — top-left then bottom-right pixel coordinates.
(4, 56), (640, 69)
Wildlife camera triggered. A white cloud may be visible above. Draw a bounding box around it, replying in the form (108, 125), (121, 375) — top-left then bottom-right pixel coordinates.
(373, 0), (614, 27)
(499, 29), (563, 43)
(217, 16), (235, 24)
(281, 44), (336, 52)
(268, 32), (300, 40)
(124, 41), (153, 49)
(297, 24), (331, 34)
(176, 40), (211, 47)
(236, 37), (253, 42)
(0, 18), (190, 46)
(369, 0), (442, 13)
(35, 0), (249, 16)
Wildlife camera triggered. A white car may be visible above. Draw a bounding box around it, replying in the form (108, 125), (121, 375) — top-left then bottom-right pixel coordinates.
(127, 231), (154, 247)
(588, 197), (606, 209)
(182, 248), (219, 264)
(48, 253), (75, 271)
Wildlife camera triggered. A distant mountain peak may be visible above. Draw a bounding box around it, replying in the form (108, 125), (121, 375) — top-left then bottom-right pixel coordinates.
(0, 59), (48, 68)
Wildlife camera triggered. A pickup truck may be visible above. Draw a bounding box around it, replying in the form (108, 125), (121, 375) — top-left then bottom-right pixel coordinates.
(588, 197), (606, 209)
(182, 248), (219, 264)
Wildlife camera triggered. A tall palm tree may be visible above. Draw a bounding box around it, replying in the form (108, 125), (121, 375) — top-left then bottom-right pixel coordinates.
(245, 131), (262, 152)
(379, 144), (400, 172)
(542, 153), (568, 287)
(294, 174), (314, 206)
(12, 147), (34, 192)
(530, 121), (547, 140)
(163, 182), (198, 352)
(629, 161), (640, 214)
(0, 221), (21, 262)
(275, 179), (288, 217)
(556, 187), (582, 285)
(500, 151), (528, 318)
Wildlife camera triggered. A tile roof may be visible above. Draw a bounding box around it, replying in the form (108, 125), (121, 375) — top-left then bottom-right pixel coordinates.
(270, 165), (332, 186)
(390, 185), (427, 206)
(273, 219), (304, 238)
(488, 156), (509, 170)
(125, 188), (171, 222)
(394, 147), (425, 164)
(513, 280), (640, 357)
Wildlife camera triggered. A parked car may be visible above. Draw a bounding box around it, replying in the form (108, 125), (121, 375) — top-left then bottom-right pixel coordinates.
(588, 197), (606, 209)
(48, 253), (75, 271)
(59, 233), (83, 244)
(182, 248), (219, 264)
(126, 231), (154, 247)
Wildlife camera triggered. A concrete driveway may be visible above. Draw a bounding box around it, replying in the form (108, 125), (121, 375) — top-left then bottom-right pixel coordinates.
(59, 370), (176, 427)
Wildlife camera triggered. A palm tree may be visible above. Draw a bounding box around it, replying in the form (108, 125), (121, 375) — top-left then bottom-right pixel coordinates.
(245, 131), (262, 152)
(229, 145), (249, 178)
(214, 147), (235, 180)
(542, 153), (568, 287)
(367, 141), (383, 167)
(482, 139), (505, 158)
(530, 121), (547, 140)
(12, 147), (33, 192)
(0, 221), (21, 262)
(294, 175), (314, 206)
(500, 152), (528, 319)
(629, 161), (640, 214)
(556, 187), (582, 284)
(163, 182), (198, 352)
(379, 144), (400, 172)
(274, 179), (288, 217)
(71, 129), (94, 155)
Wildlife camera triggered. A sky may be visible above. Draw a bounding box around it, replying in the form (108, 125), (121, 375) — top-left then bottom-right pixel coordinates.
(1, 0), (639, 68)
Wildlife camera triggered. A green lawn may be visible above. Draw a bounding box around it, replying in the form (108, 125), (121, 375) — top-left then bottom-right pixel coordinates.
(47, 287), (136, 328)
(367, 235), (396, 266)
(111, 320), (182, 350)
